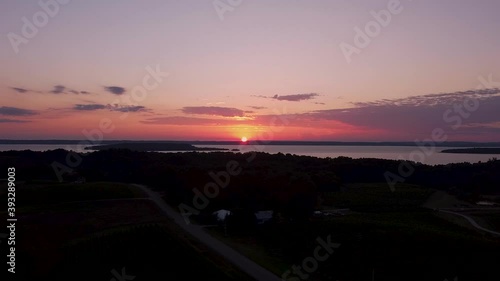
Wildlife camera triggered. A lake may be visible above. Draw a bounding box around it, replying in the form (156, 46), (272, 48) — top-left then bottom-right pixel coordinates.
(0, 144), (498, 165)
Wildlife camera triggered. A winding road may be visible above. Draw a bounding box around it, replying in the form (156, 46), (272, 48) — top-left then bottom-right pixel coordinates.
(439, 209), (500, 236)
(133, 184), (282, 281)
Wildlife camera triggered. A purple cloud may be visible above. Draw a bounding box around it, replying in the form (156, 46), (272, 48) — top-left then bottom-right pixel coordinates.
(141, 116), (239, 125)
(0, 106), (37, 116)
(50, 85), (66, 94)
(141, 114), (298, 127)
(74, 104), (147, 112)
(104, 86), (126, 95)
(182, 106), (246, 117)
(140, 88), (500, 140)
(352, 88), (500, 108)
(306, 88), (500, 138)
(254, 93), (319, 102)
(11, 87), (29, 93)
(109, 105), (146, 112)
(12, 85), (89, 95)
(273, 93), (319, 101)
(74, 104), (107, 111)
(0, 118), (31, 123)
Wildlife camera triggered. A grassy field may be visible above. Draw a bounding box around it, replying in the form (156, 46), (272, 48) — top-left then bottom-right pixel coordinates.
(51, 223), (247, 281)
(208, 183), (500, 281)
(4, 181), (500, 280)
(206, 226), (292, 276)
(321, 182), (434, 211)
(12, 181), (146, 205)
(1, 182), (253, 281)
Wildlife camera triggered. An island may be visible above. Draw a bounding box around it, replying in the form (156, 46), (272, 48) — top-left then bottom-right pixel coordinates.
(441, 148), (500, 154)
(85, 142), (229, 152)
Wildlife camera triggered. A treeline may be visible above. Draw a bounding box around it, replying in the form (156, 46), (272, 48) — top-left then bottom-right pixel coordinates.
(1, 149), (500, 216)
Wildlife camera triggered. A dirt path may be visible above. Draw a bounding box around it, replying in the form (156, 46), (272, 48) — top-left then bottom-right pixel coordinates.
(423, 190), (500, 236)
(133, 184), (282, 281)
(439, 209), (500, 236)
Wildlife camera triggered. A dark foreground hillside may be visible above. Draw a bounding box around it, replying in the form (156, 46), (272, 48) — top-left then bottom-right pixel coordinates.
(0, 182), (252, 281)
(1, 149), (500, 280)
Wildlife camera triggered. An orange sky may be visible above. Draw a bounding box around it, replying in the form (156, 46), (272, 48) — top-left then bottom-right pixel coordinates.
(1, 1), (500, 141)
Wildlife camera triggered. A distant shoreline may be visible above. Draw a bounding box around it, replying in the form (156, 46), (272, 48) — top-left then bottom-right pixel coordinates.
(85, 142), (229, 152)
(2, 139), (500, 148)
(441, 148), (500, 154)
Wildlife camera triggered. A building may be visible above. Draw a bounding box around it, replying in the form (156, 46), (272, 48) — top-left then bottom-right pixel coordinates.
(254, 210), (274, 225)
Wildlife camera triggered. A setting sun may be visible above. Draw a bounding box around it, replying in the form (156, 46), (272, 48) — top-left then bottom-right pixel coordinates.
(241, 136), (248, 142)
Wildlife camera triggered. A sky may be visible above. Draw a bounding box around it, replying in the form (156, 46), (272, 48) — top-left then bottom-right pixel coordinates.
(1, 0), (499, 141)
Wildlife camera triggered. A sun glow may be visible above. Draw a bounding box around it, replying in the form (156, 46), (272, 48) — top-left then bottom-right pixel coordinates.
(241, 136), (248, 142)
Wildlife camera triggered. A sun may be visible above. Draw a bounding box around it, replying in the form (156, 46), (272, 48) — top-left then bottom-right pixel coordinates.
(241, 136), (248, 143)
